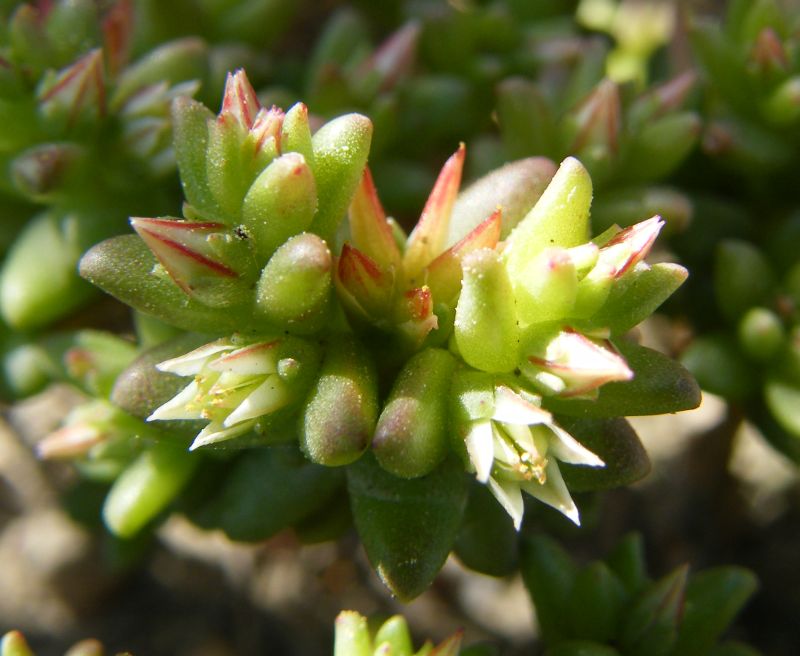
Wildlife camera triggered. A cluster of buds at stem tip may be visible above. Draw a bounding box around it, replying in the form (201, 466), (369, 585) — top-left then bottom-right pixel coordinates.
(335, 143), (505, 348)
(124, 69), (370, 323)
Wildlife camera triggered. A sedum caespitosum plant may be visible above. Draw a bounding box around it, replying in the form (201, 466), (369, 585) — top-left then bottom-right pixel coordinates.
(495, 51), (699, 238)
(0, 631), (127, 656)
(681, 227), (800, 464)
(690, 0), (800, 183)
(522, 533), (760, 656)
(333, 612), (477, 656)
(0, 0), (208, 337)
(74, 67), (698, 601)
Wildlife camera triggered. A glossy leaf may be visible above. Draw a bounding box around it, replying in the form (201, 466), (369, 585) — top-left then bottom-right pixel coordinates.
(348, 455), (467, 601)
(556, 417), (650, 492)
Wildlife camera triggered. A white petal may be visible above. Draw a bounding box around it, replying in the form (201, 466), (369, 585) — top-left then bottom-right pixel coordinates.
(189, 419), (255, 450)
(156, 341), (231, 375)
(459, 387), (495, 421)
(492, 386), (552, 425)
(487, 477), (525, 531)
(207, 340), (280, 376)
(547, 424), (605, 467)
(521, 461), (580, 526)
(466, 419), (495, 483)
(147, 381), (202, 421)
(223, 377), (292, 426)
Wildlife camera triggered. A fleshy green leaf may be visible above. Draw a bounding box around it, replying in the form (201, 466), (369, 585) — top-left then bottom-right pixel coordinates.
(300, 334), (378, 466)
(373, 348), (457, 478)
(348, 454), (467, 601)
(503, 157), (592, 281)
(103, 442), (199, 538)
(191, 446), (343, 542)
(587, 263), (688, 336)
(309, 113), (373, 241)
(454, 481), (518, 577)
(673, 567), (758, 656)
(556, 417), (650, 492)
(520, 534), (578, 643)
(80, 235), (252, 333)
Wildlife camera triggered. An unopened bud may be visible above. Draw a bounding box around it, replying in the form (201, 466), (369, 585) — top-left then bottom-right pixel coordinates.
(38, 49), (106, 126)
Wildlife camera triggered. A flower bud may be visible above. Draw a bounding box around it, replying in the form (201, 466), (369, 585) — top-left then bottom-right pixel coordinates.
(373, 348), (457, 478)
(403, 143), (465, 284)
(348, 167), (402, 271)
(521, 327), (633, 399)
(300, 335), (378, 466)
(38, 49), (106, 127)
(281, 102), (315, 165)
(335, 243), (395, 320)
(10, 142), (85, 200)
(426, 209), (501, 306)
(255, 233), (332, 332)
(563, 79), (620, 161)
(455, 248), (520, 373)
(354, 21), (420, 101)
(241, 152), (317, 261)
(130, 217), (252, 308)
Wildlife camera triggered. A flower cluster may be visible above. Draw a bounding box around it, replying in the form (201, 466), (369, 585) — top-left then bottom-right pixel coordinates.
(75, 68), (698, 600)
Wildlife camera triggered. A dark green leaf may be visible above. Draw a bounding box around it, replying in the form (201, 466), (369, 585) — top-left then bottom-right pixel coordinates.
(567, 562), (627, 642)
(348, 454), (467, 601)
(520, 534), (578, 644)
(191, 445), (343, 542)
(557, 417), (650, 492)
(454, 481), (518, 577)
(672, 567), (758, 656)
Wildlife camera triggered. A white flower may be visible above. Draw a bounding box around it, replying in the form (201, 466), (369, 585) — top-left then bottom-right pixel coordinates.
(459, 383), (604, 529)
(149, 338), (296, 450)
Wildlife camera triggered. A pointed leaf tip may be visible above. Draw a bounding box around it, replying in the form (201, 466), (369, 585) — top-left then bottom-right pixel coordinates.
(404, 143), (466, 282)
